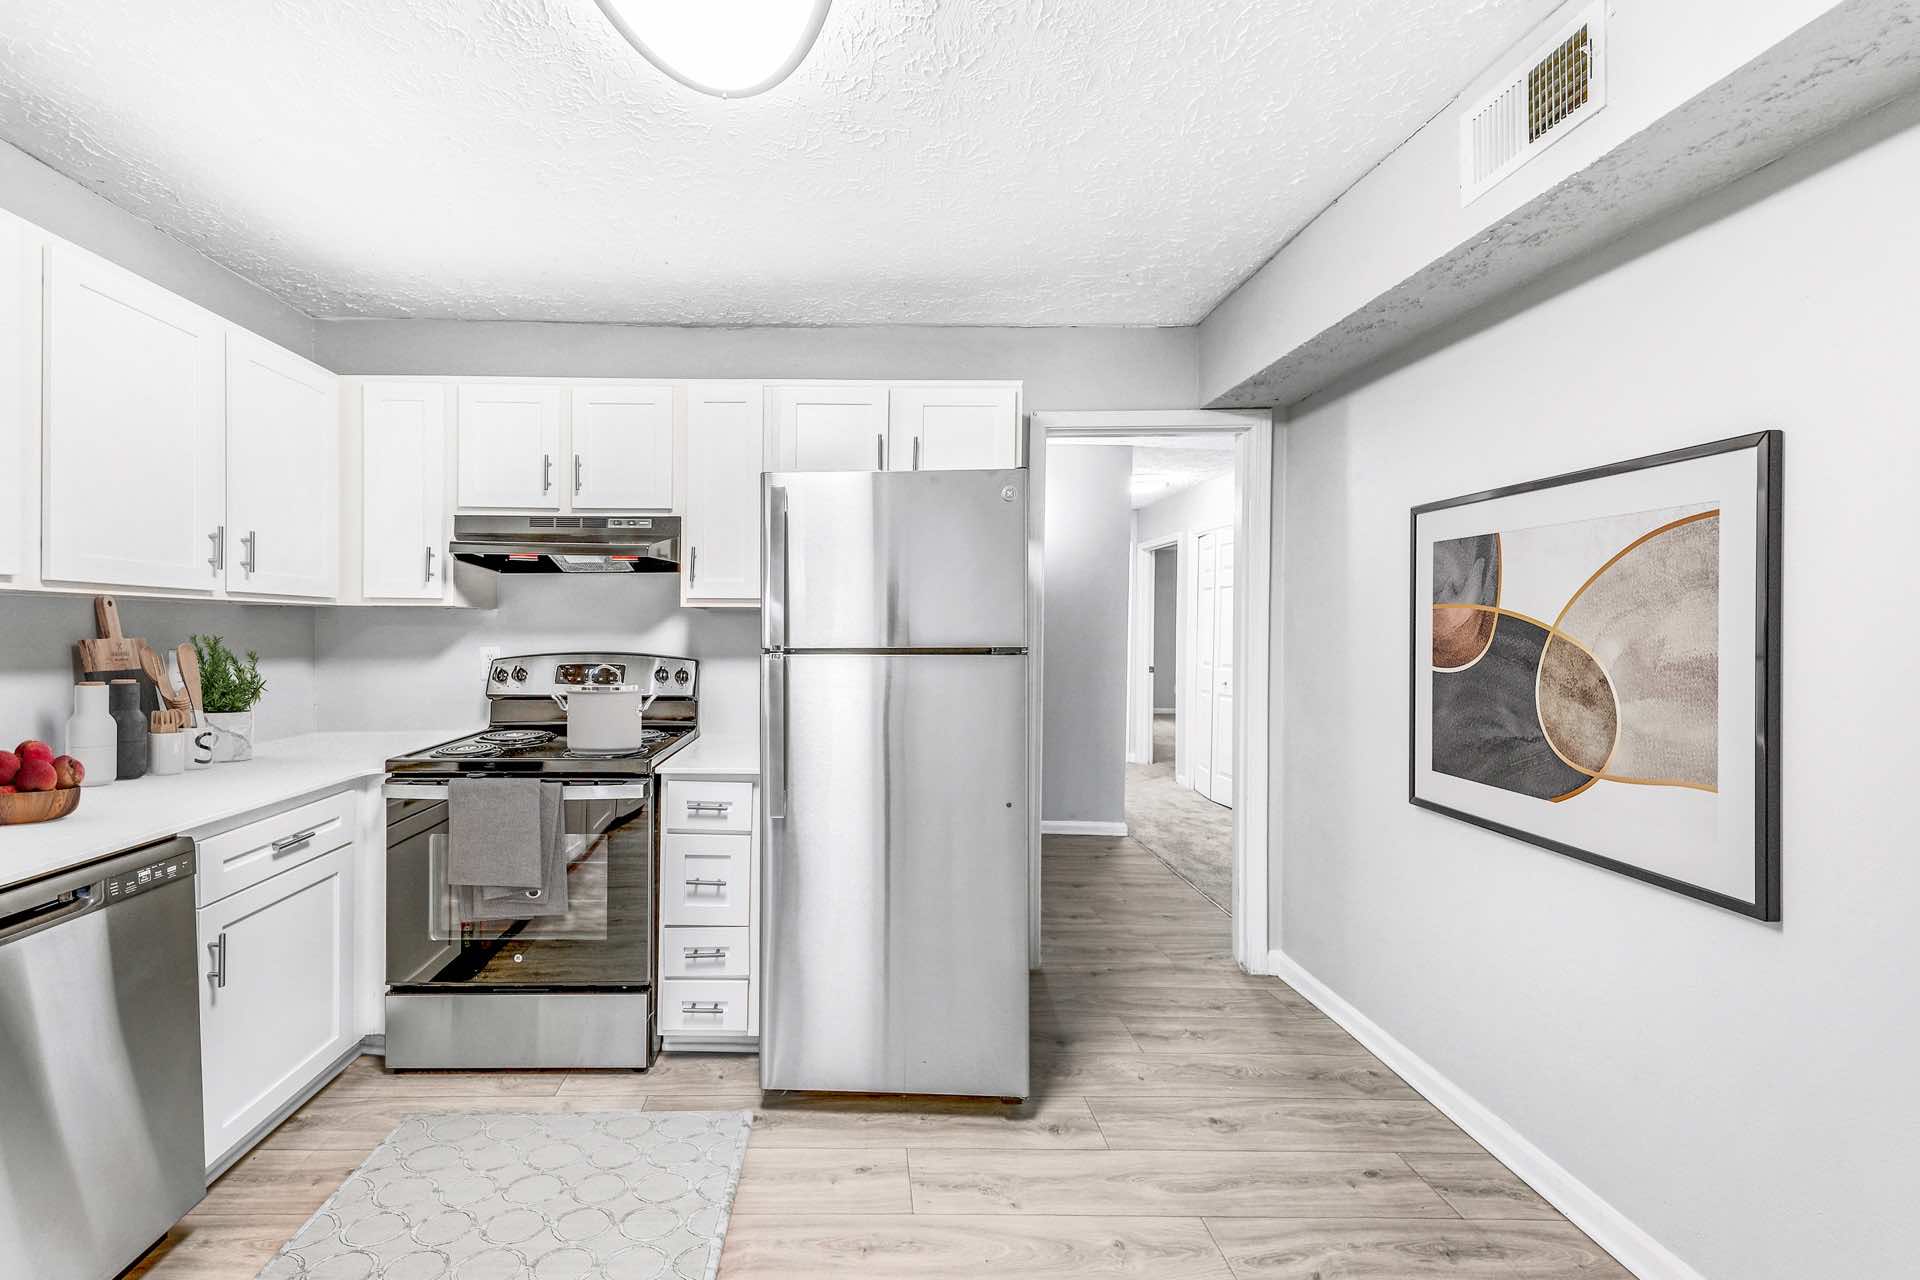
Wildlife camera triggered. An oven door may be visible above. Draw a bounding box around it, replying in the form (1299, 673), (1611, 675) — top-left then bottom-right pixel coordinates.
(383, 780), (654, 991)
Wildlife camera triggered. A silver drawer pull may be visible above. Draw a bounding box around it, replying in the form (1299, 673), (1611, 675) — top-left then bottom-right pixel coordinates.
(271, 830), (318, 855)
(684, 800), (731, 813)
(683, 946), (729, 958)
(684, 877), (728, 890)
(206, 933), (228, 990)
(681, 1001), (727, 1014)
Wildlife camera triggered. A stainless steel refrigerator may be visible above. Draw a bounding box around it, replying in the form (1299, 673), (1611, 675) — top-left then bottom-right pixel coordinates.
(761, 467), (1030, 1098)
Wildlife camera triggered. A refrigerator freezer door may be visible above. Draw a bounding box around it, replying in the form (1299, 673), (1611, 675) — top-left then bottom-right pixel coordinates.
(764, 469), (1028, 651)
(762, 651), (1029, 1097)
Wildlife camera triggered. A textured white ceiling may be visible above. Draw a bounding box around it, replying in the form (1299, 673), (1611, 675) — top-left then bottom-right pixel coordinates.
(0, 0), (1562, 325)
(1129, 442), (1236, 508)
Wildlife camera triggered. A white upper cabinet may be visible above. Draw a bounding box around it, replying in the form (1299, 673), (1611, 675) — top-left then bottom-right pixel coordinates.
(457, 384), (563, 510)
(767, 384), (889, 472)
(571, 384), (675, 511)
(682, 382), (764, 605)
(361, 383), (448, 600)
(43, 243), (226, 592)
(226, 331), (339, 600)
(889, 385), (1021, 471)
(0, 212), (25, 578)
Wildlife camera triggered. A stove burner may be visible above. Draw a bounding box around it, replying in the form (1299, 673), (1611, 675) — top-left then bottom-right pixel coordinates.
(479, 729), (557, 746)
(433, 740), (501, 759)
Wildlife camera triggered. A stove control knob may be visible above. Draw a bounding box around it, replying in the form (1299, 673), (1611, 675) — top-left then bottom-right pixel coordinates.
(511, 665), (529, 683)
(654, 667), (671, 685)
(673, 668), (691, 686)
(491, 666), (510, 684)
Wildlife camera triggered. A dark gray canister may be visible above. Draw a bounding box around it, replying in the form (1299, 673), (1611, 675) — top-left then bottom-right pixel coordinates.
(109, 678), (149, 780)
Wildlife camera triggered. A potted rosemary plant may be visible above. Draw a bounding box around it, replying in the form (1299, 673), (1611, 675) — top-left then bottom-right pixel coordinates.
(192, 635), (267, 763)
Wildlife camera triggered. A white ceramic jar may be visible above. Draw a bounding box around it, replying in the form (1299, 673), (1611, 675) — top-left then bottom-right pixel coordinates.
(64, 682), (117, 786)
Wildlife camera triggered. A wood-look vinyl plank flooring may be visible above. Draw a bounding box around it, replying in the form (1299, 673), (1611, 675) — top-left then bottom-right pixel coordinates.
(129, 831), (1621, 1280)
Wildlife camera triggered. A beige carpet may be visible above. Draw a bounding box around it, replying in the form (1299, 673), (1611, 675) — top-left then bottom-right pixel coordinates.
(1124, 714), (1233, 913)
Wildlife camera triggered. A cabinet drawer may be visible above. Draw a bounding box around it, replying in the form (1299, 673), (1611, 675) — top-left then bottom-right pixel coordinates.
(659, 978), (749, 1035)
(664, 781), (752, 833)
(661, 833), (750, 926)
(662, 926), (750, 979)
(196, 790), (356, 907)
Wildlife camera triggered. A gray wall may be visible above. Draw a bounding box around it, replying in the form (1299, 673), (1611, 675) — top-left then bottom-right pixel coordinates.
(1151, 549), (1176, 711)
(0, 594), (319, 749)
(317, 319), (1198, 411)
(1040, 444), (1132, 825)
(1271, 97), (1920, 1280)
(0, 139), (316, 357)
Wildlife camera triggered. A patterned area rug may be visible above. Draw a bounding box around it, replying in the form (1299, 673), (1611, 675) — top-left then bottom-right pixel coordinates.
(257, 1111), (751, 1280)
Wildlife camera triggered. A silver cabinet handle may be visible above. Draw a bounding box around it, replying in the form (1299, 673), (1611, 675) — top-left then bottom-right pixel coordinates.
(689, 546), (698, 586)
(207, 932), (227, 990)
(683, 946), (730, 958)
(424, 545), (436, 582)
(875, 433), (885, 470)
(574, 454), (583, 495)
(208, 525), (225, 574)
(240, 530), (258, 576)
(912, 436), (921, 470)
(542, 453), (553, 493)
(684, 877), (728, 891)
(271, 829), (317, 856)
(685, 800), (731, 813)
(681, 1001), (726, 1014)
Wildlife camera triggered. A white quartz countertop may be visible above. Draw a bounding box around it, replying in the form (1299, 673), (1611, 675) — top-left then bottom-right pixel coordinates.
(0, 730), (465, 892)
(655, 731), (760, 781)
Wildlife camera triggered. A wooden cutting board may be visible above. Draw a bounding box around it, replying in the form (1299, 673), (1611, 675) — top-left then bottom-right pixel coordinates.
(75, 595), (161, 714)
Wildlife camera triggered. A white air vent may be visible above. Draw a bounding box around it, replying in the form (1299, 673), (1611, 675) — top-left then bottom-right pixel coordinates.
(1460, 4), (1606, 205)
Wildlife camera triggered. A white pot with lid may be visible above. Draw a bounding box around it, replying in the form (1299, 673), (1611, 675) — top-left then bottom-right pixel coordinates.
(552, 684), (656, 754)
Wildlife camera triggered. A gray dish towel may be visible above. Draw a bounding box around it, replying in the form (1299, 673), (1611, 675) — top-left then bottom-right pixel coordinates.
(447, 778), (547, 888)
(469, 786), (571, 919)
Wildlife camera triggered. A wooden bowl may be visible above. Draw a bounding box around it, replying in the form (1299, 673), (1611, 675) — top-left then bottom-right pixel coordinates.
(0, 787), (82, 825)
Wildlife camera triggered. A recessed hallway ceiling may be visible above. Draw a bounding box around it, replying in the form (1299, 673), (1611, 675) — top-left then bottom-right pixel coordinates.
(0, 0), (1561, 326)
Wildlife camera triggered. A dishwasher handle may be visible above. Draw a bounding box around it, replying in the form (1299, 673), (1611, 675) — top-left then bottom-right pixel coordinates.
(0, 887), (94, 946)
(0, 836), (196, 948)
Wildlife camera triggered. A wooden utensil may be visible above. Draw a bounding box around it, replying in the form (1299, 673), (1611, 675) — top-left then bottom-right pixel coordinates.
(150, 709), (190, 733)
(176, 642), (204, 716)
(87, 596), (142, 671)
(142, 642), (191, 712)
(0, 788), (81, 826)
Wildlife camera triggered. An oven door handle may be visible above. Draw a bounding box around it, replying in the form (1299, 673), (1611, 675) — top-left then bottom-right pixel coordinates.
(383, 780), (653, 801)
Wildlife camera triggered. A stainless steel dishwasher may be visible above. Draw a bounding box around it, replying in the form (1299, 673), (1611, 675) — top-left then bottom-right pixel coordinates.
(0, 837), (206, 1280)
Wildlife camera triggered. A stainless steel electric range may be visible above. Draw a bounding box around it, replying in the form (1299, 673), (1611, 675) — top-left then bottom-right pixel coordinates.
(381, 651), (698, 1070)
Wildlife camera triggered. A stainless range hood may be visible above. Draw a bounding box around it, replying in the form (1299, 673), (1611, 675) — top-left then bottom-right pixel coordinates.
(449, 514), (681, 574)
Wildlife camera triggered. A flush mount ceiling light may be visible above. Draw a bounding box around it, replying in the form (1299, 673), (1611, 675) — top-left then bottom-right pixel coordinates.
(593, 0), (832, 99)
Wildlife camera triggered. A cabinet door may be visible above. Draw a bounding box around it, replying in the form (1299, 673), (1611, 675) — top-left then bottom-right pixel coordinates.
(767, 384), (888, 472)
(571, 384), (675, 511)
(683, 382), (763, 603)
(226, 331), (339, 599)
(362, 383), (448, 600)
(43, 244), (225, 591)
(198, 847), (354, 1166)
(456, 384), (562, 509)
(888, 385), (1021, 471)
(0, 211), (25, 577)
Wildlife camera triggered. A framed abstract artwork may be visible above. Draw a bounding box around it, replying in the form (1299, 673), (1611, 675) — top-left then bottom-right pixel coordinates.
(1410, 432), (1782, 920)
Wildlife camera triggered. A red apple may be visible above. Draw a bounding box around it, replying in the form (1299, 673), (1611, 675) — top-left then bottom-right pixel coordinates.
(51, 755), (84, 789)
(0, 750), (17, 786)
(13, 759), (56, 792)
(15, 740), (53, 764)
(0, 785), (14, 794)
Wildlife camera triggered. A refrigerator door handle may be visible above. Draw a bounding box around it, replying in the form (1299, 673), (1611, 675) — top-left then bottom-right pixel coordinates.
(764, 482), (791, 652)
(765, 654), (788, 821)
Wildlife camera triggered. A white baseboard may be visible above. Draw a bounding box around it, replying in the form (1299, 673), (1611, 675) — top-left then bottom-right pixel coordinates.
(1041, 820), (1129, 837)
(1266, 949), (1702, 1280)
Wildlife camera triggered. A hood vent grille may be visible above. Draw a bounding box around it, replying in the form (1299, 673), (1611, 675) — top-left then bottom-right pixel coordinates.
(449, 514), (681, 576)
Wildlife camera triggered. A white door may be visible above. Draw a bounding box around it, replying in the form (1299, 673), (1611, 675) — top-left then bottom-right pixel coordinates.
(571, 384), (675, 511)
(198, 848), (355, 1166)
(225, 331), (339, 599)
(767, 384), (888, 471)
(0, 211), (25, 578)
(456, 384), (563, 509)
(1209, 529), (1236, 806)
(683, 382), (764, 604)
(362, 383), (448, 600)
(888, 385), (1020, 471)
(1192, 531), (1218, 797)
(43, 244), (225, 591)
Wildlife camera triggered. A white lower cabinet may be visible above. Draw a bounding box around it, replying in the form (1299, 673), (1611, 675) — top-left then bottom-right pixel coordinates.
(659, 779), (758, 1047)
(197, 831), (355, 1168)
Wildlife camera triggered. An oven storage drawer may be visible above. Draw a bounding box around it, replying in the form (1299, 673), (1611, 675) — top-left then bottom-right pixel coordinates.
(661, 832), (750, 926)
(664, 781), (752, 834)
(662, 926), (750, 979)
(660, 978), (749, 1035)
(196, 789), (356, 907)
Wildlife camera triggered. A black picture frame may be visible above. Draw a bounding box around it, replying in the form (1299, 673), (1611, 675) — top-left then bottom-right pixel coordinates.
(1408, 431), (1782, 921)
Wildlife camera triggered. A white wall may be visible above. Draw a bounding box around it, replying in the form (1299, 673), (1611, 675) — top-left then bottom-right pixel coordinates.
(1272, 96), (1920, 1280)
(1041, 444), (1132, 825)
(0, 139), (315, 357)
(0, 594), (319, 748)
(1136, 472), (1234, 546)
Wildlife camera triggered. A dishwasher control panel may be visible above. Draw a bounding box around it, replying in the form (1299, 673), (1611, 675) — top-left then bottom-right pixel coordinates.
(105, 849), (196, 900)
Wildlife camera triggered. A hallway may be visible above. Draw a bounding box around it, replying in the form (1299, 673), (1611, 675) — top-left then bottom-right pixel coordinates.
(1125, 713), (1235, 911)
